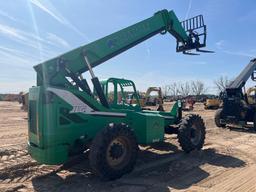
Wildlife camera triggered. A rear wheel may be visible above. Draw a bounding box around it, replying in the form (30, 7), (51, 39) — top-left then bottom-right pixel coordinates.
(178, 114), (206, 153)
(215, 109), (226, 128)
(89, 123), (138, 180)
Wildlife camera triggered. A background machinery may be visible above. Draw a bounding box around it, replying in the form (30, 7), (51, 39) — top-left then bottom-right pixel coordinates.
(28, 9), (209, 180)
(215, 58), (256, 130)
(204, 96), (221, 110)
(126, 92), (144, 106)
(144, 87), (163, 105)
(182, 96), (196, 111)
(144, 87), (164, 111)
(19, 92), (29, 111)
(127, 87), (164, 111)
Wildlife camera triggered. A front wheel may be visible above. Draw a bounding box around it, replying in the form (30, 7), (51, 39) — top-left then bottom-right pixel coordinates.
(215, 109), (226, 128)
(178, 114), (206, 153)
(89, 123), (138, 180)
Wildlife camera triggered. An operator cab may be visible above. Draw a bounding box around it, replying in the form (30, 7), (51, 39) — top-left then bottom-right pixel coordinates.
(99, 78), (141, 110)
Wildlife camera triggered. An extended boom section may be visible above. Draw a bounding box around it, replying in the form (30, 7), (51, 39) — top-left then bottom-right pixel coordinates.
(228, 58), (256, 89)
(34, 10), (208, 88)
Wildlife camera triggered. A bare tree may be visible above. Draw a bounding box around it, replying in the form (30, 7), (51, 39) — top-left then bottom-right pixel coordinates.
(191, 80), (207, 95)
(162, 85), (170, 97)
(168, 82), (180, 96)
(214, 76), (230, 93)
(178, 82), (190, 97)
(164, 81), (207, 96)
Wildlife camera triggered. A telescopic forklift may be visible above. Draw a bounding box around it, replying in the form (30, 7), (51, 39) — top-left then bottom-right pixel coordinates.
(28, 9), (210, 180)
(215, 58), (256, 130)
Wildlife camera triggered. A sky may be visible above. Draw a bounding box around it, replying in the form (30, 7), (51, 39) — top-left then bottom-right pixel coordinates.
(0, 0), (256, 94)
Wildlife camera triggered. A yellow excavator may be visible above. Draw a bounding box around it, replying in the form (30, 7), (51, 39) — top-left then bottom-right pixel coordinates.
(145, 87), (163, 105)
(204, 97), (221, 109)
(127, 87), (164, 111)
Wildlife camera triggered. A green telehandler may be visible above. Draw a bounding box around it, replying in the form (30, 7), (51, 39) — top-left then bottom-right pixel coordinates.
(28, 9), (210, 180)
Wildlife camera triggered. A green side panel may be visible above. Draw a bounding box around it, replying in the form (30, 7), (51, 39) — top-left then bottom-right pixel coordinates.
(129, 112), (165, 144)
(142, 110), (177, 128)
(28, 87), (43, 147)
(28, 142), (68, 165)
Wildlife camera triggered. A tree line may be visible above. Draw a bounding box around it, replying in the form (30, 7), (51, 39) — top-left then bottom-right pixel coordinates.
(162, 76), (231, 97)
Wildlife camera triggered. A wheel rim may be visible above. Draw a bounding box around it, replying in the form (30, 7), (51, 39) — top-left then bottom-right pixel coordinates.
(190, 124), (202, 145)
(106, 136), (131, 168)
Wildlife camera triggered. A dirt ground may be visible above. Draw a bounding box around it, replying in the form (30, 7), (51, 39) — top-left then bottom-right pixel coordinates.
(0, 101), (256, 192)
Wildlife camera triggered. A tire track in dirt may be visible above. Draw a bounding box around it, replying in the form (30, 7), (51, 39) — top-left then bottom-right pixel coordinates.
(0, 159), (60, 184)
(120, 132), (256, 192)
(0, 144), (57, 184)
(180, 133), (256, 191)
(0, 149), (28, 164)
(1, 131), (254, 189)
(0, 145), (89, 185)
